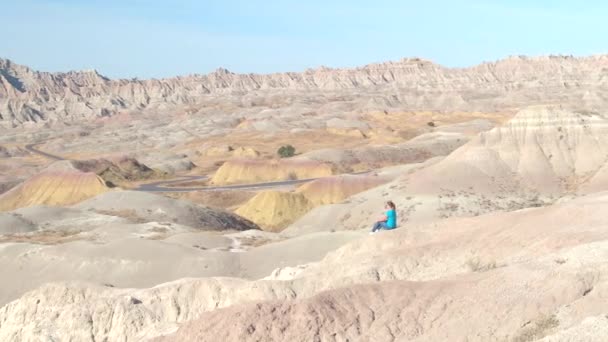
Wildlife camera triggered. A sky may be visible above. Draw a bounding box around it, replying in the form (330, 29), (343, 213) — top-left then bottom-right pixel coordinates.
(2, 0), (608, 79)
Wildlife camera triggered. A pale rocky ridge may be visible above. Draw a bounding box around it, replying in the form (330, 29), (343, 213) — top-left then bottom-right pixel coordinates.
(3, 55), (608, 127)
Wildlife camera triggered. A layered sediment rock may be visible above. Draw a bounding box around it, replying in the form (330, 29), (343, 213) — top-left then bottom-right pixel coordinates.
(296, 174), (388, 206)
(0, 163), (108, 211)
(235, 191), (313, 231)
(211, 159), (333, 185)
(3, 55), (608, 127)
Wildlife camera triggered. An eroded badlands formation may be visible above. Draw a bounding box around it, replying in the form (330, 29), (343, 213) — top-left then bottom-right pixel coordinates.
(2, 57), (608, 341)
(2, 55), (608, 128)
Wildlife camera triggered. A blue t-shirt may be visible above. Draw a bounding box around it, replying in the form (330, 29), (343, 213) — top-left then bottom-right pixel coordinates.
(386, 209), (397, 229)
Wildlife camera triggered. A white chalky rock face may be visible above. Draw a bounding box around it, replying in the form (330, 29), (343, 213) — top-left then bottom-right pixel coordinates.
(288, 108), (608, 234)
(473, 107), (608, 193)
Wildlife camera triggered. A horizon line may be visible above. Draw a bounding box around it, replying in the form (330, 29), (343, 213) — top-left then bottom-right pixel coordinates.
(2, 53), (607, 82)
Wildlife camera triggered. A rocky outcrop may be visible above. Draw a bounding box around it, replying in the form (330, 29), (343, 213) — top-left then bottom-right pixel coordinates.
(0, 162), (109, 211)
(71, 157), (164, 187)
(210, 159), (334, 185)
(0, 157), (167, 211)
(235, 191), (314, 231)
(3, 55), (608, 127)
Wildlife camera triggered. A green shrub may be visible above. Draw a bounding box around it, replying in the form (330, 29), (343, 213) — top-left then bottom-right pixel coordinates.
(277, 145), (296, 158)
(466, 257), (498, 272)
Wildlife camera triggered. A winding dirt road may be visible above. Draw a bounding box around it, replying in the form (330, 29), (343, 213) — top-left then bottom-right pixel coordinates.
(25, 143), (63, 161)
(25, 143), (361, 192)
(135, 176), (321, 192)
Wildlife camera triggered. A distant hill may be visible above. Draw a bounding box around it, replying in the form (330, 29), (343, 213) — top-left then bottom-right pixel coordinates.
(2, 55), (608, 128)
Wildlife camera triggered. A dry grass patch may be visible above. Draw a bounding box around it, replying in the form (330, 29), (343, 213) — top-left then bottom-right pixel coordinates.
(239, 236), (286, 248)
(512, 314), (559, 342)
(96, 209), (147, 223)
(0, 229), (86, 245)
(143, 225), (174, 240)
(466, 257), (498, 272)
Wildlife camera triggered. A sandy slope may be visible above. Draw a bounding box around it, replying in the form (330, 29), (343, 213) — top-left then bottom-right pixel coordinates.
(0, 196), (363, 307)
(3, 192), (608, 341)
(74, 191), (259, 231)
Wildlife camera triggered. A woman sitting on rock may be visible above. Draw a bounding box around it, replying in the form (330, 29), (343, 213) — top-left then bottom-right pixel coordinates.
(370, 200), (397, 234)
